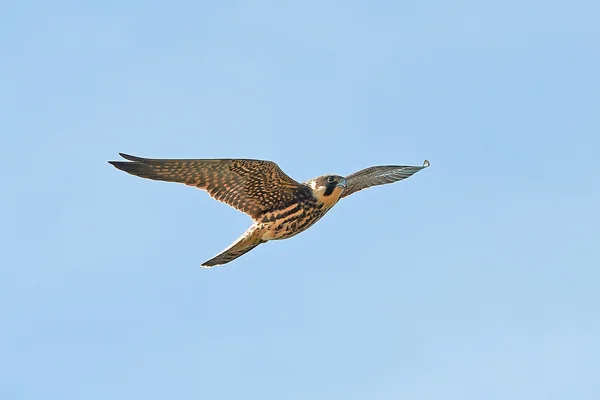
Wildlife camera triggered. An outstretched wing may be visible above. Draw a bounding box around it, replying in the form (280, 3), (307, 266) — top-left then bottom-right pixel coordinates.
(341, 160), (430, 198)
(109, 153), (300, 220)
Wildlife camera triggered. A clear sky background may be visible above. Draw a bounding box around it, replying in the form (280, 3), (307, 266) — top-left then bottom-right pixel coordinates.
(2, 1), (599, 399)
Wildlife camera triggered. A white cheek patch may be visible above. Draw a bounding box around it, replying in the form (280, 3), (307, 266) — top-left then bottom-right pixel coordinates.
(308, 180), (318, 190)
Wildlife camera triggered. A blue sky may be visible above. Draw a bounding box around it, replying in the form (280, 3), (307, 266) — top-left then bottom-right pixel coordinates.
(2, 1), (599, 399)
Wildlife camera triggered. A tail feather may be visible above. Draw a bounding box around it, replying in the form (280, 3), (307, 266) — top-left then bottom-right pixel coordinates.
(202, 225), (264, 267)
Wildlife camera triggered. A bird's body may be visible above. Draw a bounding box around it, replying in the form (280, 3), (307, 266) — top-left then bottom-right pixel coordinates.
(258, 181), (344, 240)
(109, 153), (429, 267)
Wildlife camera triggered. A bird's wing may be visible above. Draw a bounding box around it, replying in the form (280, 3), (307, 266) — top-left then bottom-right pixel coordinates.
(341, 160), (430, 198)
(109, 153), (300, 220)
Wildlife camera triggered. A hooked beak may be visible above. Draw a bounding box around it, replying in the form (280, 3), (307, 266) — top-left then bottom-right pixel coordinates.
(336, 178), (348, 188)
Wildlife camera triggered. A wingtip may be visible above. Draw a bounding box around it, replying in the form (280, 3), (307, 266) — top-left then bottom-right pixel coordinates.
(108, 153), (146, 165)
(108, 161), (133, 173)
(119, 153), (142, 162)
(201, 258), (219, 268)
(423, 159), (430, 168)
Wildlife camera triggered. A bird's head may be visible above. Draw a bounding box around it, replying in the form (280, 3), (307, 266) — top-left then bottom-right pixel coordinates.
(307, 175), (347, 206)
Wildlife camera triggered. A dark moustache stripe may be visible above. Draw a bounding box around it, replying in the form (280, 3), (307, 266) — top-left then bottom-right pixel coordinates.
(323, 183), (336, 197)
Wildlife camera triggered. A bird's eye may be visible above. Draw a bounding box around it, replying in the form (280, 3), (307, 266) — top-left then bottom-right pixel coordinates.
(327, 176), (336, 183)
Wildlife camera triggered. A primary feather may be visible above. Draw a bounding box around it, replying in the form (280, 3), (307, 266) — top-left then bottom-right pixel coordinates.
(341, 160), (430, 198)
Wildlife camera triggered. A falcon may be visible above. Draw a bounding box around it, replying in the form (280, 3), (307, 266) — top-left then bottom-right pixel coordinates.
(109, 153), (430, 267)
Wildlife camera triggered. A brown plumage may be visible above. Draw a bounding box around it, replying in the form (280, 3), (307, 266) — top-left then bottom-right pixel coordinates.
(109, 153), (429, 267)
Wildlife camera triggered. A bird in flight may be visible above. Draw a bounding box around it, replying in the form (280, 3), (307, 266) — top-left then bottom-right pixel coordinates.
(109, 153), (430, 267)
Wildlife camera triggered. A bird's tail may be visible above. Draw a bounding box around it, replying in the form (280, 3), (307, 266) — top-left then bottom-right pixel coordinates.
(201, 225), (265, 268)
